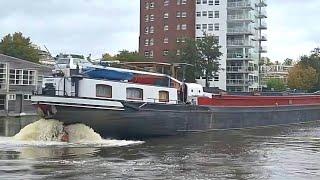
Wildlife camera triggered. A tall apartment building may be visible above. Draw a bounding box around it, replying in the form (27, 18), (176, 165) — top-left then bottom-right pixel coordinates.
(139, 0), (267, 92)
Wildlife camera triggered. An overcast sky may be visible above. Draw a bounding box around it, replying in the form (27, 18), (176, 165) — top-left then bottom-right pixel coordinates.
(0, 0), (319, 61)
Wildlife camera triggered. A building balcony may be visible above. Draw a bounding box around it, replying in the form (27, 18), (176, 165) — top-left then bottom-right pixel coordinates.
(227, 40), (253, 47)
(259, 46), (267, 53)
(256, 9), (267, 18)
(227, 14), (254, 22)
(227, 53), (253, 60)
(226, 79), (250, 86)
(256, 0), (267, 7)
(255, 21), (267, 30)
(252, 34), (267, 41)
(226, 66), (255, 73)
(227, 28), (254, 35)
(227, 1), (254, 9)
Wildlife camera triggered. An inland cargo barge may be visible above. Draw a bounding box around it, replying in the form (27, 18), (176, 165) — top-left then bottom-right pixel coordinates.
(31, 57), (320, 139)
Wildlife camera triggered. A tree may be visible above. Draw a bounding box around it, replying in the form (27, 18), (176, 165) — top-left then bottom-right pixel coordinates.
(0, 32), (40, 63)
(283, 58), (293, 66)
(287, 64), (318, 92)
(178, 38), (201, 82)
(266, 78), (285, 91)
(196, 34), (223, 87)
(298, 49), (320, 90)
(102, 53), (115, 61)
(178, 34), (222, 87)
(115, 50), (145, 62)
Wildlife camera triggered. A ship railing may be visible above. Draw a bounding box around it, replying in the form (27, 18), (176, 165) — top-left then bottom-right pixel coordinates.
(32, 89), (75, 97)
(147, 98), (178, 104)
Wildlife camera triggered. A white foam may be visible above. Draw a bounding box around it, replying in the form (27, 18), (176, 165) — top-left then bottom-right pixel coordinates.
(6, 119), (144, 148)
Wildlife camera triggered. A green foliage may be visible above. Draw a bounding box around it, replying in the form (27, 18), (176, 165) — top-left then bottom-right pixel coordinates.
(297, 48), (320, 91)
(0, 32), (40, 63)
(266, 78), (286, 91)
(102, 53), (115, 61)
(115, 50), (145, 62)
(287, 64), (318, 92)
(283, 58), (293, 66)
(177, 38), (201, 82)
(177, 34), (222, 86)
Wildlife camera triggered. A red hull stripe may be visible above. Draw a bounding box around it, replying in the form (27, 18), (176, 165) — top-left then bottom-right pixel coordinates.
(198, 95), (320, 107)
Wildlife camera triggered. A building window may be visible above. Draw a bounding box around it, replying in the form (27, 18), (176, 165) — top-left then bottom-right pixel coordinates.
(144, 27), (149, 34)
(37, 75), (43, 86)
(164, 25), (169, 31)
(9, 69), (36, 85)
(202, 0), (207, 4)
(196, 0), (201, 4)
(159, 91), (169, 102)
(177, 24), (181, 30)
(214, 23), (219, 31)
(8, 94), (16, 101)
(181, 24), (187, 30)
(208, 11), (213, 18)
(214, 75), (219, 82)
(176, 11), (181, 18)
(0, 63), (7, 90)
(208, 24), (214, 31)
(145, 39), (149, 46)
(96, 84), (112, 98)
(144, 51), (150, 58)
(145, 15), (149, 22)
(126, 88), (143, 100)
(181, 12), (187, 18)
(149, 50), (154, 58)
(150, 14), (155, 21)
(209, 0), (213, 5)
(164, 0), (169, 6)
(181, 0), (187, 5)
(150, 2), (155, 9)
(176, 49), (181, 56)
(0, 95), (4, 110)
(202, 24), (207, 30)
(202, 11), (207, 17)
(24, 94), (32, 101)
(150, 38), (154, 46)
(145, 2), (149, 9)
(196, 12), (201, 17)
(164, 37), (169, 43)
(164, 12), (169, 19)
(214, 11), (219, 18)
(177, 0), (181, 5)
(196, 24), (201, 29)
(215, 0), (219, 5)
(163, 50), (169, 56)
(150, 26), (154, 33)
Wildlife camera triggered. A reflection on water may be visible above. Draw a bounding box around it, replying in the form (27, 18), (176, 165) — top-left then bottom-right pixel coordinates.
(0, 117), (320, 179)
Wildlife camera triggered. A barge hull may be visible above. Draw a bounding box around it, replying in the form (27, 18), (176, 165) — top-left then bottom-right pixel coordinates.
(43, 103), (320, 139)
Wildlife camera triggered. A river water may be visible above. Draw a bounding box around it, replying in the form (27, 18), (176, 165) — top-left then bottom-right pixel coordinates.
(0, 117), (320, 180)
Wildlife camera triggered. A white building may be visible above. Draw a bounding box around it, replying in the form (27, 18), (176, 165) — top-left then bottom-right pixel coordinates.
(139, 0), (267, 92)
(195, 0), (267, 92)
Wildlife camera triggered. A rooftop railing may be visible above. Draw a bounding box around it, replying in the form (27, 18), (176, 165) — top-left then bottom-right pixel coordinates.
(227, 14), (254, 21)
(227, 40), (253, 46)
(227, 1), (253, 9)
(227, 27), (254, 34)
(226, 66), (255, 73)
(227, 53), (253, 59)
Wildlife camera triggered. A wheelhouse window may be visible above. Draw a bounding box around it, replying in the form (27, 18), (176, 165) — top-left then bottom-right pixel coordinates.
(159, 91), (169, 102)
(126, 88), (143, 100)
(96, 84), (112, 98)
